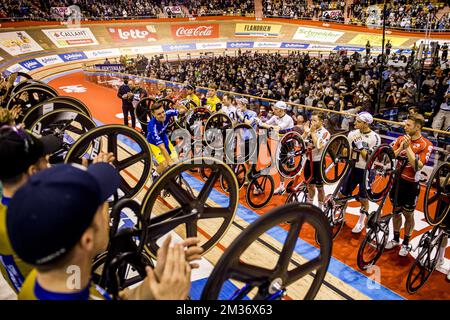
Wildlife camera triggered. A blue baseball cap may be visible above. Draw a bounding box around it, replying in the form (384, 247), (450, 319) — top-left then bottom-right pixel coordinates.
(7, 163), (120, 265)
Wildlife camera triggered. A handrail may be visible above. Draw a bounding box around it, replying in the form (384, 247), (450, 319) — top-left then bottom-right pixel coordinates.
(83, 67), (450, 137)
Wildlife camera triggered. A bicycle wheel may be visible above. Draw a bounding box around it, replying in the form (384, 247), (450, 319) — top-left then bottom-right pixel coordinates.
(225, 123), (257, 164)
(276, 131), (306, 179)
(320, 135), (350, 185)
(185, 107), (211, 140)
(406, 227), (443, 294)
(204, 113), (233, 151)
(220, 164), (247, 192)
(285, 185), (308, 204)
(315, 196), (346, 244)
(357, 214), (390, 270)
(364, 144), (395, 203)
(424, 162), (450, 226)
(201, 203), (332, 300)
(141, 157), (238, 257)
(246, 174), (275, 209)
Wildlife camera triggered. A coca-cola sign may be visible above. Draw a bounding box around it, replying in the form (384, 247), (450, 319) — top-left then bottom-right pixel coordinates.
(108, 26), (157, 42)
(171, 24), (219, 39)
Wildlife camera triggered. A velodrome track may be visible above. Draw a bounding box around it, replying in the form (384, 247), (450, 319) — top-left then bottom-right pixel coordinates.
(35, 69), (449, 300)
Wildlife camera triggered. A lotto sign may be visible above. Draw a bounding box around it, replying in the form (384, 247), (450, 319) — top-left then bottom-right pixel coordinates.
(107, 26), (157, 42)
(0, 31), (43, 56)
(171, 24), (219, 39)
(349, 34), (408, 47)
(293, 27), (344, 43)
(42, 28), (98, 48)
(235, 24), (282, 37)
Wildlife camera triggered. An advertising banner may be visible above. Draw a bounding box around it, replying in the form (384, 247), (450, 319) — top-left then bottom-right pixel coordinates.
(235, 23), (282, 37)
(36, 55), (64, 66)
(94, 64), (124, 72)
(322, 10), (343, 20)
(195, 42), (227, 50)
(18, 59), (44, 71)
(42, 28), (98, 48)
(6, 64), (28, 73)
(0, 31), (43, 56)
(280, 42), (309, 49)
(84, 48), (121, 59)
(293, 27), (343, 43)
(334, 45), (365, 52)
(171, 24), (219, 39)
(58, 51), (88, 62)
(164, 6), (183, 15)
(226, 42), (254, 49)
(162, 43), (196, 52)
(118, 46), (162, 55)
(107, 26), (157, 42)
(349, 34), (408, 47)
(50, 7), (69, 19)
(253, 42), (282, 48)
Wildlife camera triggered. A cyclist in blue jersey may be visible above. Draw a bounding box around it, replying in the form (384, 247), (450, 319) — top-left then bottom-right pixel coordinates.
(147, 101), (188, 174)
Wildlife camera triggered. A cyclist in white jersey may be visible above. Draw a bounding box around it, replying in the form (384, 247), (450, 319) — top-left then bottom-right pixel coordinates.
(258, 101), (294, 195)
(300, 111), (330, 209)
(220, 93), (238, 122)
(338, 112), (381, 233)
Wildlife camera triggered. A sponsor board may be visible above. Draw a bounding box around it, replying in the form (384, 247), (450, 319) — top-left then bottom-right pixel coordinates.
(164, 6), (183, 15)
(307, 44), (336, 50)
(119, 46), (162, 55)
(195, 42), (227, 50)
(226, 42), (254, 49)
(0, 31), (43, 56)
(18, 59), (44, 71)
(84, 48), (121, 59)
(94, 64), (124, 72)
(235, 23), (282, 37)
(171, 24), (219, 39)
(415, 38), (450, 45)
(334, 45), (365, 52)
(162, 43), (196, 52)
(36, 55), (64, 66)
(322, 10), (343, 20)
(6, 63), (27, 73)
(42, 28), (98, 48)
(253, 42), (281, 48)
(107, 26), (157, 42)
(349, 34), (408, 47)
(58, 52), (88, 62)
(293, 27), (344, 43)
(280, 42), (309, 49)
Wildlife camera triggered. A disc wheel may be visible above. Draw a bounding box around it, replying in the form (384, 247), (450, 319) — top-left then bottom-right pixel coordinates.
(65, 125), (152, 201)
(141, 157), (239, 257)
(246, 174), (275, 209)
(320, 134), (350, 185)
(276, 131), (306, 179)
(201, 203), (332, 300)
(220, 164), (247, 192)
(204, 113), (233, 151)
(23, 96), (92, 129)
(135, 97), (157, 128)
(357, 214), (390, 270)
(30, 109), (96, 164)
(363, 145), (395, 202)
(406, 227), (443, 294)
(424, 162), (450, 226)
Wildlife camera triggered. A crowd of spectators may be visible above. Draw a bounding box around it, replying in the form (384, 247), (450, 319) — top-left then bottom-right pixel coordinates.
(0, 0), (254, 20)
(119, 50), (450, 138)
(262, 0), (346, 22)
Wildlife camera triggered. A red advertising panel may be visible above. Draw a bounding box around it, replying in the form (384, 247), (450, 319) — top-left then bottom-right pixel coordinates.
(107, 26), (158, 42)
(171, 24), (219, 39)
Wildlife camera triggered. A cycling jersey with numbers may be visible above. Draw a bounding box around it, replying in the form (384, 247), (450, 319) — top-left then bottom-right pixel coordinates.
(392, 135), (433, 183)
(265, 114), (294, 131)
(347, 129), (381, 169)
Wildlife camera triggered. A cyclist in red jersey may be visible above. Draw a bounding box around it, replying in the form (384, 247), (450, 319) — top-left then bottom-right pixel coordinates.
(385, 114), (433, 257)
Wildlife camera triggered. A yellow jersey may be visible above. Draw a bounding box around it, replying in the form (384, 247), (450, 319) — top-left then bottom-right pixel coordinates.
(206, 95), (221, 113)
(186, 94), (200, 108)
(0, 197), (33, 293)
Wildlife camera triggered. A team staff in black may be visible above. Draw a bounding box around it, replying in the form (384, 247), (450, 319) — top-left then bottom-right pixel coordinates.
(117, 77), (136, 129)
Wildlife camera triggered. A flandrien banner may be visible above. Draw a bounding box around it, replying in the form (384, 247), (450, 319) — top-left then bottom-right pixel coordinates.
(293, 27), (344, 43)
(0, 31), (43, 56)
(42, 28), (98, 48)
(235, 23), (282, 37)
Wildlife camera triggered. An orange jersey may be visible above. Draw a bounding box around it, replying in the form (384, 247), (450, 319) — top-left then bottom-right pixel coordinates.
(392, 135), (433, 182)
